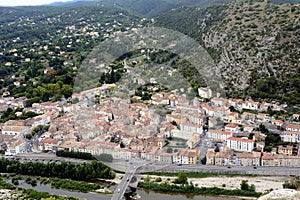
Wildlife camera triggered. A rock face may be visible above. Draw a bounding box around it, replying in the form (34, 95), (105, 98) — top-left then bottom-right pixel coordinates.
(156, 1), (300, 104)
(258, 189), (300, 200)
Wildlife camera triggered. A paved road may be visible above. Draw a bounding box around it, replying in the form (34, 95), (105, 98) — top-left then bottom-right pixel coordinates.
(111, 164), (142, 200)
(159, 164), (300, 177)
(9, 153), (300, 177)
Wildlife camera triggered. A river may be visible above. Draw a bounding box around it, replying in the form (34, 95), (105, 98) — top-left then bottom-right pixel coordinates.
(6, 179), (238, 200)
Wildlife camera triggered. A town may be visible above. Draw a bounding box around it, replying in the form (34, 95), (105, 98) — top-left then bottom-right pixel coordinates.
(1, 84), (300, 168)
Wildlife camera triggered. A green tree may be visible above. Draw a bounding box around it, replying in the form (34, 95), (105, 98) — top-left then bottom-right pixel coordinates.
(174, 173), (188, 185)
(241, 180), (249, 191)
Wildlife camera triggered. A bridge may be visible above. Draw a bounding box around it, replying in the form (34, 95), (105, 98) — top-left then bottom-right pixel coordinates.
(109, 161), (171, 200)
(110, 165), (139, 200)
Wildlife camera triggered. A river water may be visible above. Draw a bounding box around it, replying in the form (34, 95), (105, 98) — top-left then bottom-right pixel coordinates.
(6, 179), (237, 200)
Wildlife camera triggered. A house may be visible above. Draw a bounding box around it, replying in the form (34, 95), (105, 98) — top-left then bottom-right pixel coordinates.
(198, 87), (212, 99)
(256, 113), (270, 123)
(211, 97), (226, 107)
(228, 98), (243, 112)
(226, 137), (254, 152)
(186, 133), (200, 149)
(5, 139), (27, 155)
(214, 152), (231, 166)
(241, 112), (256, 123)
(278, 145), (293, 156)
(286, 124), (300, 132)
(171, 129), (197, 140)
(225, 123), (239, 132)
(292, 114), (299, 121)
(141, 147), (173, 164)
(58, 140), (85, 152)
(236, 152), (261, 166)
(151, 92), (170, 105)
(271, 119), (284, 128)
(1, 125), (30, 136)
(179, 121), (203, 134)
(202, 105), (214, 117)
(38, 138), (60, 152)
(173, 149), (200, 165)
(205, 148), (215, 165)
(222, 112), (242, 124)
(208, 117), (218, 128)
(242, 99), (260, 111)
(261, 153), (300, 167)
(206, 130), (232, 141)
(281, 131), (300, 143)
(244, 126), (254, 133)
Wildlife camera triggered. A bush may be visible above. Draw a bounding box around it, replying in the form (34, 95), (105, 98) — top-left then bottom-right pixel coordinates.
(155, 177), (162, 182)
(174, 173), (188, 185)
(12, 179), (19, 185)
(137, 181), (262, 197)
(283, 177), (300, 190)
(56, 150), (95, 160)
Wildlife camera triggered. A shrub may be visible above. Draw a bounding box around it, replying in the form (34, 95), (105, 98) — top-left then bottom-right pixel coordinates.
(155, 177), (162, 182)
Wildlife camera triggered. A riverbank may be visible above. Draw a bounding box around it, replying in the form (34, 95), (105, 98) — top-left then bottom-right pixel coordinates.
(137, 181), (262, 198)
(137, 174), (291, 193)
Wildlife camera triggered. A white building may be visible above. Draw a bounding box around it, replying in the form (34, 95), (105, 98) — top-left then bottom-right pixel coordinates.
(171, 129), (195, 140)
(198, 87), (212, 99)
(2, 126), (30, 136)
(5, 139), (27, 155)
(226, 137), (254, 152)
(286, 124), (300, 132)
(224, 123), (239, 132)
(281, 131), (300, 143)
(179, 122), (203, 134)
(206, 130), (232, 141)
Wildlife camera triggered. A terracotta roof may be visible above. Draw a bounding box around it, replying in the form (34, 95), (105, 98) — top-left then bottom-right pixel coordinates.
(208, 130), (231, 135)
(225, 123), (239, 128)
(227, 137), (253, 143)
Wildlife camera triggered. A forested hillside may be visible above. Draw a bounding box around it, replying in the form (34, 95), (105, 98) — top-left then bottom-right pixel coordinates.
(66, 0), (300, 17)
(0, 3), (146, 106)
(156, 0), (300, 106)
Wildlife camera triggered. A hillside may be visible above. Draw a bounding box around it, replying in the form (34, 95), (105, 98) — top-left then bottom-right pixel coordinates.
(65, 0), (229, 17)
(53, 0), (300, 17)
(0, 3), (145, 105)
(155, 0), (300, 106)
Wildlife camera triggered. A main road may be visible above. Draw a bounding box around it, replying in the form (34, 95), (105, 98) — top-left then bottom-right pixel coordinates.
(111, 164), (140, 200)
(9, 153), (300, 177)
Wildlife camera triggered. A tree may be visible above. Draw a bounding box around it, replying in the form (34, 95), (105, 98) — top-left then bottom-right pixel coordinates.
(96, 154), (113, 162)
(249, 184), (256, 192)
(201, 156), (207, 165)
(174, 173), (188, 185)
(240, 180), (249, 191)
(248, 132), (254, 140)
(166, 147), (173, 153)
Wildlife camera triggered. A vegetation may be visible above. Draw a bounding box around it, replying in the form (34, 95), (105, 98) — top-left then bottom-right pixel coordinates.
(240, 180), (256, 192)
(25, 177), (37, 187)
(283, 177), (300, 190)
(0, 158), (115, 181)
(155, 1), (300, 107)
(26, 125), (50, 140)
(0, 177), (77, 200)
(56, 150), (96, 160)
(0, 107), (38, 123)
(138, 181), (262, 197)
(40, 178), (101, 193)
(173, 173), (188, 185)
(95, 154), (113, 163)
(0, 3), (144, 106)
(144, 171), (258, 178)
